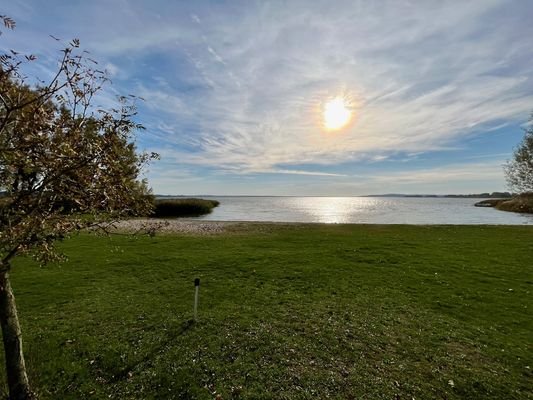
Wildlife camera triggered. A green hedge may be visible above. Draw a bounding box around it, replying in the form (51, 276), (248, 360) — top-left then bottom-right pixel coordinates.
(151, 198), (220, 218)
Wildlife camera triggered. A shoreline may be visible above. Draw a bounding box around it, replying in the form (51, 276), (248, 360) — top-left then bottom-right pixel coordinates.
(110, 218), (241, 235)
(109, 218), (532, 235)
(475, 193), (533, 214)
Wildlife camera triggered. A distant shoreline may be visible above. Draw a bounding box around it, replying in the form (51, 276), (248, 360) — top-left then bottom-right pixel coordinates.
(155, 193), (512, 199)
(364, 193), (512, 199)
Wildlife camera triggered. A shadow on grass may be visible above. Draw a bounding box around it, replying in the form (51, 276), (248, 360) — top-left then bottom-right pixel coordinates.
(108, 319), (195, 383)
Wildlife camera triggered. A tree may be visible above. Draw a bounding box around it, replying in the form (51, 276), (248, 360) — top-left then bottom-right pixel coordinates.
(505, 112), (533, 194)
(1, 16), (156, 399)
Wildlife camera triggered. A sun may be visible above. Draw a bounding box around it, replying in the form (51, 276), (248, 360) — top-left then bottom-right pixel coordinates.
(323, 97), (352, 131)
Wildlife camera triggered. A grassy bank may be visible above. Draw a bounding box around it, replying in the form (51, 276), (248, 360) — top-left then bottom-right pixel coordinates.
(4, 224), (532, 399)
(152, 198), (220, 218)
(476, 193), (533, 214)
(496, 193), (533, 214)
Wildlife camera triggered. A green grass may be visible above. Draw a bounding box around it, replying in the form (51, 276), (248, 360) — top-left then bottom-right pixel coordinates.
(4, 224), (533, 399)
(152, 198), (220, 217)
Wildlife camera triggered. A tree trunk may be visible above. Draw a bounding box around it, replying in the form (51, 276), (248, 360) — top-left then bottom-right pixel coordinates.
(0, 270), (33, 400)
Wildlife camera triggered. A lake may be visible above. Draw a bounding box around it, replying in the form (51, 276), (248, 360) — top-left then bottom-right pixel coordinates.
(191, 196), (533, 225)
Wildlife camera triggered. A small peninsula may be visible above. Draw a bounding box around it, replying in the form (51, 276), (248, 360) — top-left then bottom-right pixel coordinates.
(475, 193), (533, 214)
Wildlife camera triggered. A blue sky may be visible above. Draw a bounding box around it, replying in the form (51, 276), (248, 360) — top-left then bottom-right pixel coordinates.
(3, 0), (533, 195)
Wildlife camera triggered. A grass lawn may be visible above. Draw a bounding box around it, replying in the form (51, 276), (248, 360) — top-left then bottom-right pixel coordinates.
(3, 224), (532, 399)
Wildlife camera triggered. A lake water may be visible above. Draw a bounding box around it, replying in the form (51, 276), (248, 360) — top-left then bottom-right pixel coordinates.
(192, 196), (533, 225)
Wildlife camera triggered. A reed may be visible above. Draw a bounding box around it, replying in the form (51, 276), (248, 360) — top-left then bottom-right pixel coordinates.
(151, 198), (219, 217)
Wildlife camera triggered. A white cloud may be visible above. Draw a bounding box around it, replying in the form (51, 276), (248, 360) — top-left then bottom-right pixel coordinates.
(246, 169), (347, 177)
(191, 14), (201, 24)
(4, 0), (533, 193)
(112, 0), (532, 174)
(206, 46), (226, 65)
(371, 162), (504, 186)
(104, 62), (119, 77)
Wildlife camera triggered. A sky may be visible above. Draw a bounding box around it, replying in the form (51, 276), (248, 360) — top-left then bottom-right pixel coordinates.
(2, 0), (533, 195)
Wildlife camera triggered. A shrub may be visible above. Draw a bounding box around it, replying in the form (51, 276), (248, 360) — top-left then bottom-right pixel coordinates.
(151, 198), (219, 218)
(496, 192), (533, 214)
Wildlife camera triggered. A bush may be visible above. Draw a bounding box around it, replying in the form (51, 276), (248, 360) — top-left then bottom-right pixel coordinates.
(151, 198), (220, 218)
(496, 192), (533, 214)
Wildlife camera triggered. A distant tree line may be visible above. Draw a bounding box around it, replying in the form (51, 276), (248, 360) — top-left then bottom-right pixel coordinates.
(443, 192), (511, 198)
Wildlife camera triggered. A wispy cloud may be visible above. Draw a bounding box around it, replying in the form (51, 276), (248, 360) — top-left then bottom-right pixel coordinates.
(3, 0), (532, 194)
(249, 169), (348, 177)
(371, 161), (505, 186)
(108, 0), (533, 173)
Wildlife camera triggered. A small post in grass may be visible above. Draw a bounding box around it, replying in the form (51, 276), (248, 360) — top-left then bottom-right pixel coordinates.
(193, 278), (200, 322)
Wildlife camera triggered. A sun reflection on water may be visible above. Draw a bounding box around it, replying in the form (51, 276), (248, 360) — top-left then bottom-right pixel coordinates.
(291, 197), (381, 224)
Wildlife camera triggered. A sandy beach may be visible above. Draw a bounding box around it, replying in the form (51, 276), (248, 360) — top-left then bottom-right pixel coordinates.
(109, 218), (241, 235)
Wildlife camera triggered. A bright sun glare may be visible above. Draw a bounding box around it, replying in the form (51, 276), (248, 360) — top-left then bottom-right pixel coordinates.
(323, 97), (352, 131)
